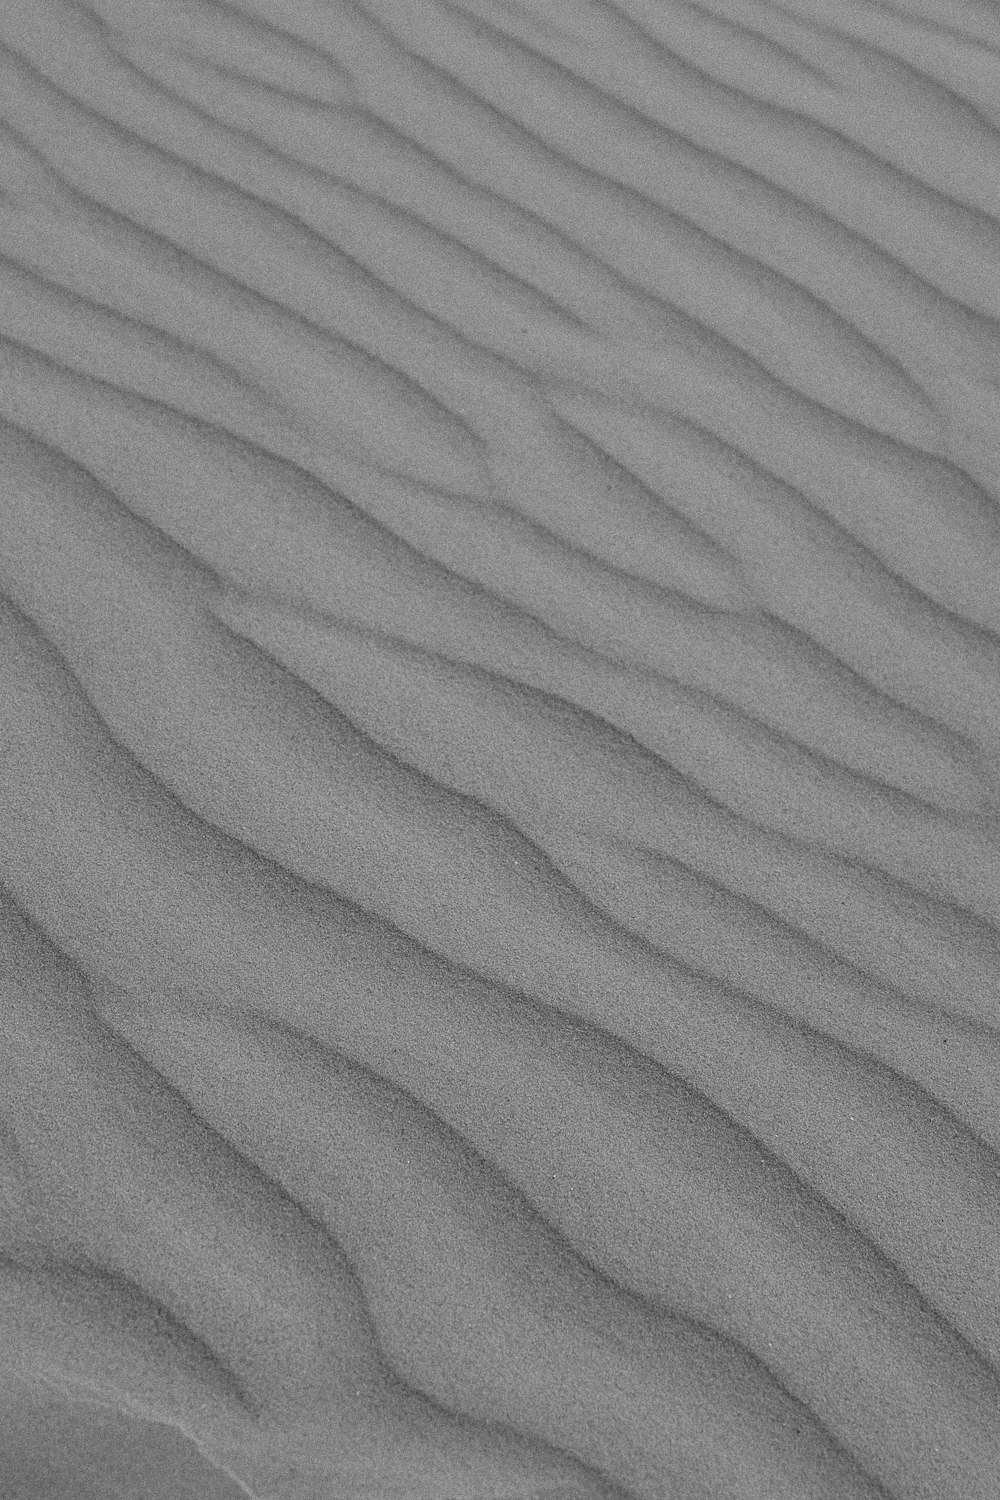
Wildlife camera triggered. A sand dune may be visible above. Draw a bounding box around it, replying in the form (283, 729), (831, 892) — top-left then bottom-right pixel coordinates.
(1, 1), (999, 1496)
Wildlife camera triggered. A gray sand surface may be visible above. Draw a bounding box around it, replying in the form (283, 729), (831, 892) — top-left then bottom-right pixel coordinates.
(1, 2), (1000, 1496)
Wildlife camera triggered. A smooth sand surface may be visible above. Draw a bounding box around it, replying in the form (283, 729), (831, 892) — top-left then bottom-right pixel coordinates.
(1, 2), (1000, 1496)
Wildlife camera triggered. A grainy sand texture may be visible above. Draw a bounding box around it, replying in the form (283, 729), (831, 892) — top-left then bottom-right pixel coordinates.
(1, 1), (1000, 1496)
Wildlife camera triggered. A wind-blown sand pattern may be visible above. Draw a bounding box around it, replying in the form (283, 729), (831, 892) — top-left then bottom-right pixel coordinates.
(1, 1), (999, 1496)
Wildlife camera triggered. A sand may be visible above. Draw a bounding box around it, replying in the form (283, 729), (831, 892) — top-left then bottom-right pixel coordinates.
(1, 1), (999, 1496)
